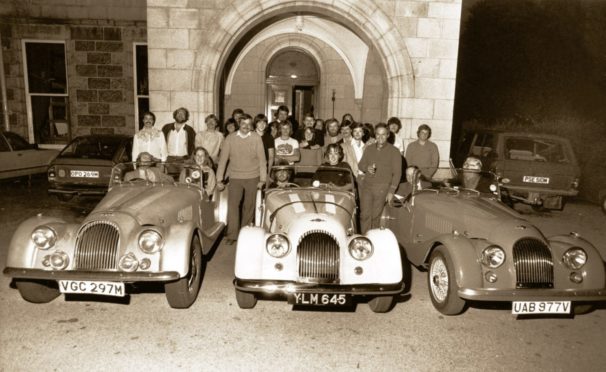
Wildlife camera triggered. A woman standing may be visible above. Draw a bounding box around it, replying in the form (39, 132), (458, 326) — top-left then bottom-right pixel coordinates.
(195, 114), (223, 165)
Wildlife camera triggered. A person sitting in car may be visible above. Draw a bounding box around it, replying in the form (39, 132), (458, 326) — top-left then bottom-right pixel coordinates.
(312, 144), (353, 191)
(179, 146), (216, 196)
(395, 166), (424, 199)
(461, 156), (483, 190)
(124, 152), (173, 183)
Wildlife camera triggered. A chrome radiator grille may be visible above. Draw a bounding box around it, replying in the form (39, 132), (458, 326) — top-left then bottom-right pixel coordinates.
(513, 238), (554, 288)
(297, 231), (339, 283)
(74, 221), (120, 270)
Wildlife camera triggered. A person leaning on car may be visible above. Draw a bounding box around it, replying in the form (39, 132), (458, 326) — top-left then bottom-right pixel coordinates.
(216, 114), (267, 245)
(132, 111), (168, 162)
(162, 107), (196, 161)
(358, 123), (402, 233)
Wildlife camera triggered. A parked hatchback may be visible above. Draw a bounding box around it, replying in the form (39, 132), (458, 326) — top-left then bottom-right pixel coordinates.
(454, 129), (580, 210)
(0, 131), (59, 180)
(47, 134), (132, 201)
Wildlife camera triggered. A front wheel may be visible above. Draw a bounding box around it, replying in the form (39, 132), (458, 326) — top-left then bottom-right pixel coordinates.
(235, 289), (257, 309)
(427, 246), (466, 315)
(368, 296), (395, 313)
(165, 235), (204, 309)
(15, 280), (60, 303)
(56, 194), (74, 202)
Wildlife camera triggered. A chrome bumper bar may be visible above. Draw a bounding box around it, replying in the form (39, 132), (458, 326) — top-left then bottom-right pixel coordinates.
(458, 287), (606, 302)
(234, 279), (405, 295)
(4, 267), (180, 282)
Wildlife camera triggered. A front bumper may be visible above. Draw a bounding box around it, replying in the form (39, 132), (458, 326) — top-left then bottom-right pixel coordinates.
(48, 186), (107, 197)
(234, 279), (405, 295)
(503, 185), (579, 197)
(4, 267), (180, 282)
(459, 287), (606, 302)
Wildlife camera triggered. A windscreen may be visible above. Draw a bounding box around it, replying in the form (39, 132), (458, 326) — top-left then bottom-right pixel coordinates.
(59, 136), (122, 160)
(505, 137), (570, 164)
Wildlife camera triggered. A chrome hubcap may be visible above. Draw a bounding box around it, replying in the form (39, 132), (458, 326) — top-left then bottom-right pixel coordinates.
(429, 257), (449, 303)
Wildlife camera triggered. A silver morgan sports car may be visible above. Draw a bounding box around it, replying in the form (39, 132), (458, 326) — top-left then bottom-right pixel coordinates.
(234, 165), (405, 313)
(382, 169), (606, 316)
(4, 161), (227, 309)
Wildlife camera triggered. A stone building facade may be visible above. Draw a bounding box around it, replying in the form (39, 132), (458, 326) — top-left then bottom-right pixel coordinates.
(1, 0), (461, 168)
(0, 0), (147, 146)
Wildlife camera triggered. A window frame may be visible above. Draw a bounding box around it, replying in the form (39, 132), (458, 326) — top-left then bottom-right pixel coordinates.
(22, 39), (69, 146)
(133, 42), (149, 133)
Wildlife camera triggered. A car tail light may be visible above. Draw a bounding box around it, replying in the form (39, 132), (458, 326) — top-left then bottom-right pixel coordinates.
(48, 166), (56, 179)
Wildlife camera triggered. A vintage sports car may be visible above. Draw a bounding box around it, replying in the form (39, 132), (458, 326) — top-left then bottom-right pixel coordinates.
(0, 131), (59, 180)
(382, 169), (606, 315)
(47, 134), (132, 201)
(4, 161), (227, 308)
(234, 164), (405, 313)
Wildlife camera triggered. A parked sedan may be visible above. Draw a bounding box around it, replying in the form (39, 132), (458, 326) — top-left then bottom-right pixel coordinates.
(47, 134), (132, 201)
(382, 169), (606, 315)
(234, 164), (405, 313)
(4, 161), (227, 308)
(0, 131), (59, 180)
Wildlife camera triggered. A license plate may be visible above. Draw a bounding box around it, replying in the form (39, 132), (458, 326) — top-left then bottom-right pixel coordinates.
(70, 170), (99, 178)
(512, 301), (571, 315)
(58, 280), (125, 297)
(523, 176), (549, 184)
(288, 293), (350, 306)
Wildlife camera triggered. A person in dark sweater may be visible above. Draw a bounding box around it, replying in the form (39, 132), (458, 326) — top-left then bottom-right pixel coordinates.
(216, 114), (267, 245)
(358, 123), (402, 233)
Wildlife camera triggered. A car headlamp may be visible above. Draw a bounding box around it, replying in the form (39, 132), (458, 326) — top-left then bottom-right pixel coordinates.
(481, 245), (505, 268)
(31, 226), (57, 250)
(50, 251), (69, 270)
(119, 252), (139, 272)
(138, 230), (164, 254)
(349, 237), (373, 261)
(562, 247), (586, 270)
(266, 234), (290, 258)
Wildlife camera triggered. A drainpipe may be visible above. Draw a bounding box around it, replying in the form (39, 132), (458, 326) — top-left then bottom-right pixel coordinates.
(0, 32), (9, 131)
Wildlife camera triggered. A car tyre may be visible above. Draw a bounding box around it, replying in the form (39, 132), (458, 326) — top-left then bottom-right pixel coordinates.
(573, 303), (594, 315)
(165, 235), (204, 309)
(56, 194), (74, 202)
(235, 289), (257, 309)
(15, 279), (60, 303)
(368, 296), (395, 313)
(427, 246), (466, 315)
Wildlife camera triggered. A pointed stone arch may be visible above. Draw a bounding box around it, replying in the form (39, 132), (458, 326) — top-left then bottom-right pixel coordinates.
(190, 0), (415, 118)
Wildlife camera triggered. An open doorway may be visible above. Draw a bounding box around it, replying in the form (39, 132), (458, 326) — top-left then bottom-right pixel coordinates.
(293, 86), (315, 125)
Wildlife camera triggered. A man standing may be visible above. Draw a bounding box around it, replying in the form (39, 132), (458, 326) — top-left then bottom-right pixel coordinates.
(405, 124), (439, 182)
(274, 122), (301, 164)
(162, 107), (196, 160)
(216, 114), (267, 245)
(358, 124), (402, 233)
(323, 118), (342, 148)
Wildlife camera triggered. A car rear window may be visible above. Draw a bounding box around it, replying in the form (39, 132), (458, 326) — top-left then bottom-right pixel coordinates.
(504, 137), (571, 164)
(59, 137), (123, 160)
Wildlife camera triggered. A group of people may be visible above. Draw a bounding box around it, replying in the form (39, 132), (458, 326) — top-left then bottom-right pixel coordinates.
(129, 106), (442, 242)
